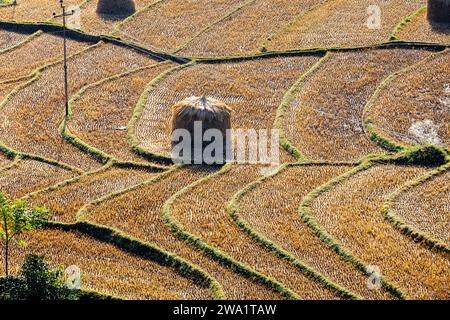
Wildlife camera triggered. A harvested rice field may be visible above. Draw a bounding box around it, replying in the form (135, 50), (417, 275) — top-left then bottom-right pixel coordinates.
(0, 159), (77, 199)
(52, 0), (157, 35)
(135, 56), (320, 157)
(366, 49), (450, 148)
(2, 229), (211, 300)
(284, 49), (431, 161)
(0, 29), (28, 50)
(0, 32), (89, 82)
(391, 166), (450, 247)
(0, 151), (12, 168)
(308, 164), (449, 299)
(235, 164), (393, 300)
(395, 8), (450, 44)
(0, 0), (448, 303)
(26, 165), (160, 223)
(67, 61), (176, 163)
(0, 0), (83, 22)
(116, 0), (249, 53)
(0, 42), (157, 171)
(84, 166), (284, 300)
(267, 0), (426, 51)
(177, 0), (325, 57)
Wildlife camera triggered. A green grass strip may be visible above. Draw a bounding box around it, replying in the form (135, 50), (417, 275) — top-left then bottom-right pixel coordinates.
(390, 6), (427, 41)
(260, 0), (330, 53)
(190, 41), (446, 62)
(44, 219), (225, 300)
(362, 50), (445, 153)
(0, 0), (14, 8)
(383, 161), (450, 253)
(228, 162), (360, 300)
(274, 52), (330, 161)
(61, 60), (172, 165)
(298, 159), (408, 300)
(128, 61), (195, 165)
(163, 163), (300, 300)
(173, 0), (258, 54)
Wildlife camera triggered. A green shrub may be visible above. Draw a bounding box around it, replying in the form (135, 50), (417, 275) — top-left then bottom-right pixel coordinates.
(0, 254), (76, 300)
(394, 145), (448, 167)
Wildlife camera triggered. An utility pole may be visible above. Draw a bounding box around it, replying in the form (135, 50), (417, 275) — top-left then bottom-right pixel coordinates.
(53, 0), (74, 118)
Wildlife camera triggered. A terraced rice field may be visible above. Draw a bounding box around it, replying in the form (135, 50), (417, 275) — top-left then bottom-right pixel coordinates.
(84, 166), (284, 300)
(116, 0), (250, 52)
(177, 0), (325, 57)
(26, 165), (160, 223)
(68, 61), (175, 163)
(169, 164), (341, 299)
(0, 159), (77, 198)
(396, 8), (450, 44)
(0, 0), (448, 301)
(53, 0), (156, 35)
(0, 29), (28, 50)
(0, 42), (157, 170)
(0, 0), (83, 22)
(0, 151), (12, 168)
(235, 164), (392, 299)
(308, 164), (449, 299)
(284, 49), (431, 161)
(266, 0), (425, 51)
(366, 49), (450, 148)
(0, 32), (89, 82)
(392, 166), (450, 246)
(2, 229), (211, 300)
(135, 56), (320, 158)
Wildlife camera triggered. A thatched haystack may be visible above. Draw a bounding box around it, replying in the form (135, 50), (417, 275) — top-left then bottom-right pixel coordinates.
(427, 0), (450, 23)
(97, 0), (136, 16)
(171, 96), (232, 164)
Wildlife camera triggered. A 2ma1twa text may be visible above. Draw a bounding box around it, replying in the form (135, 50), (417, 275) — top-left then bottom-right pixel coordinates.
(173, 304), (277, 317)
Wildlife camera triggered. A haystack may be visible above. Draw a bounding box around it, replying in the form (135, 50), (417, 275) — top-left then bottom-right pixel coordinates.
(97, 0), (136, 16)
(171, 96), (232, 164)
(427, 0), (450, 23)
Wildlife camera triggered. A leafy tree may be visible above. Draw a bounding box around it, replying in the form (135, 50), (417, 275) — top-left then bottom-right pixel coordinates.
(0, 254), (77, 300)
(0, 192), (48, 277)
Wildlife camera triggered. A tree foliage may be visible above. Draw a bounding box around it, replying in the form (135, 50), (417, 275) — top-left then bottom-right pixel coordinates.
(0, 254), (76, 300)
(0, 192), (48, 276)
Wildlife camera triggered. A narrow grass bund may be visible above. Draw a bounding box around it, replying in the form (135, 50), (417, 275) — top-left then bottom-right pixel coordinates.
(128, 61), (195, 165)
(228, 162), (360, 300)
(299, 159), (406, 299)
(18, 165), (225, 300)
(274, 52), (329, 161)
(383, 161), (450, 253)
(62, 60), (173, 166)
(162, 164), (300, 300)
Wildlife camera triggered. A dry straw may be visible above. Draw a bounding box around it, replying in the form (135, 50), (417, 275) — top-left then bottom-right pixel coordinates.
(171, 96), (232, 163)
